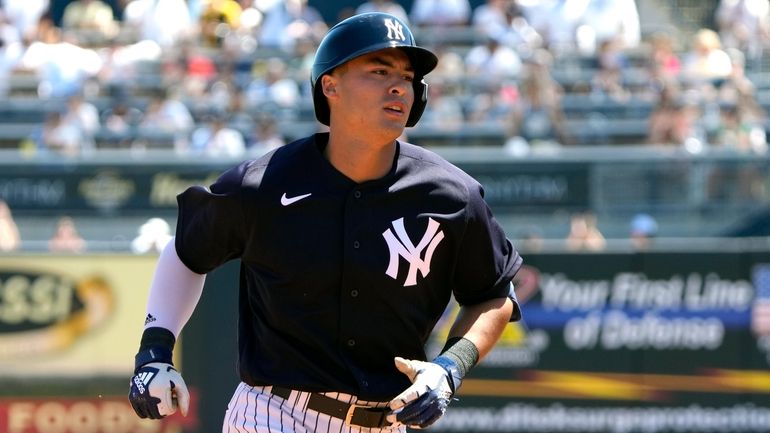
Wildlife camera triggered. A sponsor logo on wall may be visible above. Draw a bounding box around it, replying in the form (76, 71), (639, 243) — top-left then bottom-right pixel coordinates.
(0, 269), (113, 357)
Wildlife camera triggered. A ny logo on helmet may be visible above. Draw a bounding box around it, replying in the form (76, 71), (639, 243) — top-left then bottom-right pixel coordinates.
(384, 18), (406, 42)
(383, 217), (444, 287)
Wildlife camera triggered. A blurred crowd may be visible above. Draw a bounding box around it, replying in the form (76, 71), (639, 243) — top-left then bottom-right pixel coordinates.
(2, 0), (769, 252)
(0, 0), (768, 159)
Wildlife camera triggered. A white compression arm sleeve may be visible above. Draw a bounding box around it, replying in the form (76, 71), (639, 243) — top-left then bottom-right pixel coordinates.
(144, 238), (205, 338)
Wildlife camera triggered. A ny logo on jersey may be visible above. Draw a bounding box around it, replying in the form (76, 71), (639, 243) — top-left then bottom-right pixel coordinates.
(383, 217), (444, 287)
(384, 18), (406, 42)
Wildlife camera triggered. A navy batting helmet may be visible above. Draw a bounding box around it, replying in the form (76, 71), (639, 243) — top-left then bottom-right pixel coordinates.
(311, 12), (438, 127)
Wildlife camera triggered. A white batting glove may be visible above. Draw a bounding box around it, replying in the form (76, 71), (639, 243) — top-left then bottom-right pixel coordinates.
(387, 357), (456, 428)
(129, 362), (190, 418)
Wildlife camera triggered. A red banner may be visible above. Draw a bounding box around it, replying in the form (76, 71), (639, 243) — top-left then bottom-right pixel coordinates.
(0, 393), (198, 433)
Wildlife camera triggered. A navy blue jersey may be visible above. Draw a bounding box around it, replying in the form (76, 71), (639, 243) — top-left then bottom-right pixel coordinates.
(175, 133), (522, 401)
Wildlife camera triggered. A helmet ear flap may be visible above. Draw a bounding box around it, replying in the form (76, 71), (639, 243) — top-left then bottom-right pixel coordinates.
(406, 78), (428, 127)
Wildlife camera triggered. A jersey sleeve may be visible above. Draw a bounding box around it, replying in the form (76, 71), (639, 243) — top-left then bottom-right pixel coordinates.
(174, 161), (251, 274)
(453, 180), (523, 320)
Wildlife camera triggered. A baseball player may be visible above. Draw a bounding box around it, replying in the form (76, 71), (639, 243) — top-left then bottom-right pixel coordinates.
(128, 12), (523, 432)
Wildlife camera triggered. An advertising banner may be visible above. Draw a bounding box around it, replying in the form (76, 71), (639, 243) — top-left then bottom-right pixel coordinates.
(428, 251), (770, 433)
(0, 162), (588, 215)
(0, 255), (200, 433)
(3, 250), (770, 432)
(0, 165), (222, 215)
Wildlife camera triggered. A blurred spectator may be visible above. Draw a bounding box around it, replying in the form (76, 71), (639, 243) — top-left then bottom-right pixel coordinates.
(137, 87), (195, 150)
(199, 65), (240, 113)
(711, 102), (767, 152)
(427, 44), (466, 83)
(131, 217), (172, 254)
(647, 81), (704, 148)
(62, 0), (119, 39)
(35, 111), (93, 157)
(464, 32), (522, 80)
(2, 0), (49, 42)
(419, 79), (465, 129)
(0, 200), (21, 252)
(681, 28), (733, 89)
(181, 46), (218, 98)
(15, 22), (103, 99)
(100, 98), (143, 143)
(64, 92), (100, 139)
(410, 0), (471, 27)
(257, 0), (326, 52)
(199, 0), (242, 48)
(710, 50), (767, 153)
(472, 0), (542, 53)
(139, 88), (195, 134)
(287, 35), (318, 97)
(48, 216), (86, 253)
(629, 213), (658, 249)
(247, 112), (286, 154)
(190, 113), (246, 157)
(0, 13), (24, 98)
(591, 38), (631, 101)
(245, 57), (301, 110)
(565, 211), (606, 251)
(356, 0), (410, 24)
(717, 47), (761, 107)
(123, 0), (194, 48)
(505, 51), (569, 148)
(97, 38), (163, 89)
(715, 0), (770, 61)
(645, 31), (681, 84)
(517, 226), (544, 252)
(522, 0), (589, 54)
(471, 0), (509, 34)
(580, 0), (641, 54)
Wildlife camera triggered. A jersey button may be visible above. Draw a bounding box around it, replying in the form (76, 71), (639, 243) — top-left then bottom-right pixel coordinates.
(354, 191), (362, 199)
(353, 241), (360, 249)
(347, 339), (356, 347)
(350, 289), (359, 297)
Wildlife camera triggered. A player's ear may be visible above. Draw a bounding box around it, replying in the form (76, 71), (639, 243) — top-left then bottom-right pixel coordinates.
(321, 75), (338, 98)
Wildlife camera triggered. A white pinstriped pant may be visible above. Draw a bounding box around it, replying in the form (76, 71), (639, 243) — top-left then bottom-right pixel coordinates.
(222, 382), (406, 433)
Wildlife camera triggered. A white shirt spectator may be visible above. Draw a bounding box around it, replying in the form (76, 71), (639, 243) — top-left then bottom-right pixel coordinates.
(123, 0), (193, 47)
(0, 25), (23, 98)
(245, 58), (301, 108)
(356, 1), (410, 24)
(716, 0), (770, 56)
(191, 117), (246, 157)
(258, 0), (325, 51)
(2, 0), (49, 41)
(131, 218), (173, 254)
(522, 0), (590, 52)
(465, 36), (522, 79)
(18, 28), (103, 98)
(472, 0), (509, 35)
(410, 0), (471, 26)
(64, 94), (100, 137)
(581, 0), (640, 51)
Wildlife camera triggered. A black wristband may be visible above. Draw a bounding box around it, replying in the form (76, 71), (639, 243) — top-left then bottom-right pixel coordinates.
(439, 337), (479, 378)
(134, 327), (176, 371)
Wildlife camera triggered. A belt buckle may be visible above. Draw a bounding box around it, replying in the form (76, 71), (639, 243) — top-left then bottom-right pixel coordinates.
(344, 403), (370, 426)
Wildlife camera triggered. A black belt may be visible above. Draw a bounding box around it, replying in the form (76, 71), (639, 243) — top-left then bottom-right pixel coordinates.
(271, 386), (391, 428)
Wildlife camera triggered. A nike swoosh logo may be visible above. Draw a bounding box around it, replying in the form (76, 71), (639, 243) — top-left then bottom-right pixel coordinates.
(281, 192), (312, 206)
